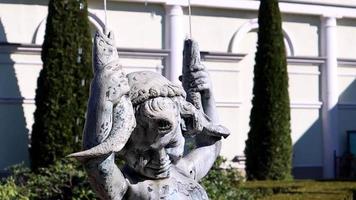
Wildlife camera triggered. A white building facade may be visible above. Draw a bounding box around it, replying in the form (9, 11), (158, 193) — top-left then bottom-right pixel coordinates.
(2, 0), (356, 179)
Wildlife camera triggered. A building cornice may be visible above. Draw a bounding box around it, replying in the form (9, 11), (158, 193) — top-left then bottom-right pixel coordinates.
(108, 0), (356, 18)
(279, 0), (356, 9)
(4, 43), (356, 66)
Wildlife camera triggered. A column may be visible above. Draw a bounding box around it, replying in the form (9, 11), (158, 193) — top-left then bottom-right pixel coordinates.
(321, 16), (338, 179)
(165, 5), (184, 84)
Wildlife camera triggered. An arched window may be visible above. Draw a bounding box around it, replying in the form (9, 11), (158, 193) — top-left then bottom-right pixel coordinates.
(229, 18), (295, 56)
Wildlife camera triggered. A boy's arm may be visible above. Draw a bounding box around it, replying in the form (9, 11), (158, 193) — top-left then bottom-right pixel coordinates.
(178, 69), (223, 181)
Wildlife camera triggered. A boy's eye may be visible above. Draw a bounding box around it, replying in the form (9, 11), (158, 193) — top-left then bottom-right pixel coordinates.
(157, 120), (172, 133)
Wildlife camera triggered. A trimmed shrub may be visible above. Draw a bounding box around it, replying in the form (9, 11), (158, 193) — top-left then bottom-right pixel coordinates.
(243, 180), (356, 200)
(30, 0), (93, 170)
(244, 0), (292, 180)
(1, 160), (95, 200)
(0, 178), (29, 200)
(0, 157), (253, 200)
(201, 157), (254, 200)
(4, 165), (356, 200)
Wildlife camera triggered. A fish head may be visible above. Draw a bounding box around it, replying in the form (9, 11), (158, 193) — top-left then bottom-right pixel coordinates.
(93, 30), (119, 72)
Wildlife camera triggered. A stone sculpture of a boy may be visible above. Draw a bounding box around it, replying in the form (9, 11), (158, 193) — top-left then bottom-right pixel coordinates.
(69, 30), (230, 200)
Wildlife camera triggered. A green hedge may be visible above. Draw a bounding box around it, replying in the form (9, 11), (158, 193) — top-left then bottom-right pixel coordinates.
(3, 160), (356, 200)
(0, 178), (29, 200)
(0, 157), (252, 200)
(243, 180), (356, 200)
(0, 160), (95, 200)
(200, 157), (254, 200)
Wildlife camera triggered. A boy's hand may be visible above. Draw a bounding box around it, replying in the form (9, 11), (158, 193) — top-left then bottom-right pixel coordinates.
(188, 69), (212, 99)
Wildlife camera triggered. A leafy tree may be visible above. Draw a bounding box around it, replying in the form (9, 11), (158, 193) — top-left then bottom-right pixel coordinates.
(30, 0), (92, 170)
(245, 0), (292, 180)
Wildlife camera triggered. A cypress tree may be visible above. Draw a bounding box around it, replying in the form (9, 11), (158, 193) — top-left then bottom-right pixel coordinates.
(244, 0), (292, 180)
(30, 0), (92, 170)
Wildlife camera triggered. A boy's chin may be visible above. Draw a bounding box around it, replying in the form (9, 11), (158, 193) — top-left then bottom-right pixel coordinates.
(142, 168), (171, 180)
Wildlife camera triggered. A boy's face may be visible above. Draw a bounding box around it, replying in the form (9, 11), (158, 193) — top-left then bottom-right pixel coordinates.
(125, 97), (184, 179)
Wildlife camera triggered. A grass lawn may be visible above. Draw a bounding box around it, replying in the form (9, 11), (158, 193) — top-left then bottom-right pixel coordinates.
(243, 180), (356, 200)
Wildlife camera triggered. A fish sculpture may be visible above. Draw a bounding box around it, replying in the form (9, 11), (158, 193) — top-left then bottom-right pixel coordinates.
(68, 30), (136, 159)
(181, 38), (230, 138)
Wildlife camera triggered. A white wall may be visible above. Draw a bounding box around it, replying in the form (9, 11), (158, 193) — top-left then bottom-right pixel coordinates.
(88, 0), (165, 49)
(0, 1), (47, 169)
(0, 2), (47, 43)
(338, 65), (356, 155)
(337, 19), (356, 59)
(282, 14), (319, 57)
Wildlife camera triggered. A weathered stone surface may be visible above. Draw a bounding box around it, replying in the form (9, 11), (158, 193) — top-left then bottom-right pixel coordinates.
(68, 30), (135, 159)
(69, 31), (230, 200)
